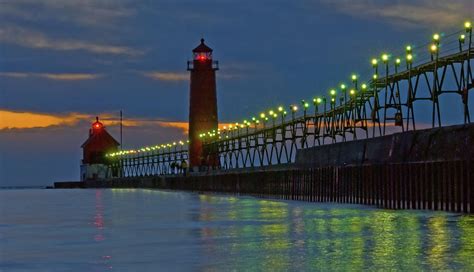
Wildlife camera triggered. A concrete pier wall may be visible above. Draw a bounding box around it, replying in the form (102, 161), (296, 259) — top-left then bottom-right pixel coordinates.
(295, 124), (474, 167)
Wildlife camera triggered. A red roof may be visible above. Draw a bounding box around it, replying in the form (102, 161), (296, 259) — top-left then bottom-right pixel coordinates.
(81, 129), (119, 148)
(192, 39), (213, 53)
(81, 117), (119, 148)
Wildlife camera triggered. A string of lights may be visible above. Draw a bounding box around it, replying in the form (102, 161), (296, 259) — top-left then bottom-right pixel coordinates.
(106, 140), (189, 158)
(199, 20), (472, 142)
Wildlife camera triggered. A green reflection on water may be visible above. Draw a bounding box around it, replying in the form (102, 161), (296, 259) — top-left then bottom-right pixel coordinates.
(194, 193), (473, 271)
(259, 199), (290, 271)
(428, 215), (449, 270)
(457, 216), (474, 270)
(370, 211), (397, 269)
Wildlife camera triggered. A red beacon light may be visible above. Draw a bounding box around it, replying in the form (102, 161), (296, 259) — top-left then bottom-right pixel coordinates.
(197, 53), (208, 61)
(193, 38), (212, 62)
(91, 116), (104, 130)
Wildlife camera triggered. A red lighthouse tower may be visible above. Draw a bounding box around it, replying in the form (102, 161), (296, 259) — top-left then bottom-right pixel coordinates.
(187, 39), (219, 168)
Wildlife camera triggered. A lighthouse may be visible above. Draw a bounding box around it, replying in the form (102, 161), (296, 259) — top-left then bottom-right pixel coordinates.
(80, 117), (120, 180)
(187, 39), (219, 169)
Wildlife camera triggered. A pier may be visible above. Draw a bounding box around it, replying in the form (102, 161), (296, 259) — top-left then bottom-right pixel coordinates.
(56, 123), (474, 213)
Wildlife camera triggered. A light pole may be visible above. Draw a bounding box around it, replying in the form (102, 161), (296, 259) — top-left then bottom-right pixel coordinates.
(301, 100), (309, 118)
(260, 113), (266, 129)
(463, 21), (472, 123)
(278, 106), (285, 124)
(430, 33), (441, 127)
(291, 105), (298, 121)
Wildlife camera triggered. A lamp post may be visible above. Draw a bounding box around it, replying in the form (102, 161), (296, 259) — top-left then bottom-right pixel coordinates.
(371, 57), (380, 136)
(278, 106), (285, 124)
(301, 100), (309, 118)
(372, 58), (378, 80)
(268, 110), (275, 127)
(329, 89), (336, 109)
(405, 46), (414, 129)
(329, 89), (337, 141)
(465, 21), (472, 50)
(313, 97), (322, 115)
(351, 74), (358, 90)
(340, 83), (347, 107)
(291, 105), (298, 121)
(394, 58), (401, 73)
(382, 53), (390, 134)
(430, 33), (441, 127)
(260, 113), (266, 129)
(463, 21), (472, 123)
(269, 109), (276, 127)
(430, 33), (440, 61)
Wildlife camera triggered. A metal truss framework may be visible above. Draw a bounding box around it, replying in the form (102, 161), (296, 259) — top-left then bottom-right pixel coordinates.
(108, 146), (188, 177)
(108, 29), (473, 177)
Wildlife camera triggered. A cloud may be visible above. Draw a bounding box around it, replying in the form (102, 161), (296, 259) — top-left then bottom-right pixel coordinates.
(319, 0), (473, 28)
(0, 0), (136, 28)
(143, 72), (189, 81)
(0, 110), (90, 130)
(0, 109), (235, 136)
(142, 71), (241, 81)
(0, 72), (29, 78)
(39, 73), (101, 81)
(219, 73), (242, 80)
(0, 109), (189, 133)
(0, 26), (142, 56)
(0, 72), (101, 81)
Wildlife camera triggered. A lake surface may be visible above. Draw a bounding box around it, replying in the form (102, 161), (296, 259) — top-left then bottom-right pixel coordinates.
(1, 188), (474, 271)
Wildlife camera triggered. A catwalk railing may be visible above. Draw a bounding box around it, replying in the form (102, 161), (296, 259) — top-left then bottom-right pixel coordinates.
(107, 144), (188, 177)
(205, 48), (473, 169)
(107, 25), (473, 177)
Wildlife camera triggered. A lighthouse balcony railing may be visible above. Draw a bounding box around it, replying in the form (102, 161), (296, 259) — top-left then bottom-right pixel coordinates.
(187, 60), (219, 71)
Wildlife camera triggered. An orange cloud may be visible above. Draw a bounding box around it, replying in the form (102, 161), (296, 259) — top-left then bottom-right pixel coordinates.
(0, 110), (89, 129)
(40, 73), (101, 80)
(0, 109), (235, 135)
(156, 121), (189, 131)
(104, 118), (189, 132)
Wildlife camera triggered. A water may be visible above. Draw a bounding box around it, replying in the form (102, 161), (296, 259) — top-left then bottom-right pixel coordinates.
(1, 189), (473, 271)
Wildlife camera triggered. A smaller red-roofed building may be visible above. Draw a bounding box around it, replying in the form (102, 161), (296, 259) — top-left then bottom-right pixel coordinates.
(80, 117), (120, 181)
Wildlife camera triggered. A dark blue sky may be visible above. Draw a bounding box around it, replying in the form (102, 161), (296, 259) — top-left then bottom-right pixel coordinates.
(0, 0), (472, 186)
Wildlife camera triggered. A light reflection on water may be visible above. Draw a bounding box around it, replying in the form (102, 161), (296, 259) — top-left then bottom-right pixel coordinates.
(0, 188), (473, 271)
(195, 193), (474, 271)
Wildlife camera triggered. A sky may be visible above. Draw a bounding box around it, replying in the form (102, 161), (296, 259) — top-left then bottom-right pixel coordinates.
(0, 0), (473, 186)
